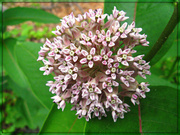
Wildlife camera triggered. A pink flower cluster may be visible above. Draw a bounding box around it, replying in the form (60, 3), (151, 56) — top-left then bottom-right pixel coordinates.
(38, 7), (151, 122)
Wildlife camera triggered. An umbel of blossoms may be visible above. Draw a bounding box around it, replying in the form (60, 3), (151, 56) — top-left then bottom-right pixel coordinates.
(38, 7), (151, 122)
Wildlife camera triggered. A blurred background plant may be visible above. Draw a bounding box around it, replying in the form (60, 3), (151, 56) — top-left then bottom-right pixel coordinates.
(0, 1), (179, 134)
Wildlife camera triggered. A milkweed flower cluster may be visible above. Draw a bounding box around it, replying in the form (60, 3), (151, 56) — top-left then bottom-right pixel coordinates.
(38, 7), (151, 122)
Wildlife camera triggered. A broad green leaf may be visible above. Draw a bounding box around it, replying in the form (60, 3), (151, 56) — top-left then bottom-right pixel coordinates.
(3, 38), (28, 88)
(135, 3), (174, 56)
(140, 86), (177, 132)
(3, 7), (60, 26)
(40, 104), (86, 133)
(85, 86), (177, 133)
(7, 77), (49, 129)
(15, 42), (53, 110)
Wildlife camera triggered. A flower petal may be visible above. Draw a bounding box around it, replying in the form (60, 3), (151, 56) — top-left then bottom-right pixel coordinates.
(80, 58), (87, 64)
(102, 41), (107, 46)
(72, 73), (78, 80)
(88, 61), (94, 68)
(65, 55), (71, 61)
(123, 49), (131, 54)
(73, 56), (78, 62)
(90, 93), (95, 100)
(107, 51), (113, 57)
(105, 69), (111, 75)
(127, 56), (134, 61)
(102, 82), (107, 89)
(102, 60), (107, 65)
(109, 42), (115, 47)
(121, 60), (129, 66)
(62, 49), (70, 54)
(114, 63), (119, 68)
(129, 77), (135, 82)
(112, 81), (119, 86)
(107, 86), (113, 93)
(61, 67), (68, 73)
(64, 74), (71, 81)
(106, 30), (111, 37)
(111, 73), (116, 80)
(81, 50), (88, 56)
(112, 36), (118, 42)
(93, 56), (99, 61)
(120, 33), (127, 38)
(90, 47), (96, 55)
(67, 62), (74, 68)
(117, 48), (122, 55)
(101, 49), (106, 55)
(94, 87), (101, 94)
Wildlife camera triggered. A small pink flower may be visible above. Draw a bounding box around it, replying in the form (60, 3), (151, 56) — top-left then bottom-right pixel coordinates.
(104, 95), (116, 109)
(105, 63), (119, 80)
(80, 47), (99, 68)
(59, 62), (78, 80)
(54, 75), (69, 93)
(88, 101), (106, 119)
(138, 62), (151, 79)
(100, 48), (114, 65)
(102, 77), (119, 93)
(116, 48), (134, 66)
(102, 30), (119, 47)
(119, 70), (135, 87)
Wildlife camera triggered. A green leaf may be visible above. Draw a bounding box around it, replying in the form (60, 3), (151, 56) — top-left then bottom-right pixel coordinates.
(85, 86), (177, 133)
(3, 38), (28, 88)
(135, 3), (174, 56)
(140, 86), (177, 132)
(7, 77), (49, 129)
(3, 7), (60, 26)
(15, 41), (53, 110)
(40, 104), (86, 133)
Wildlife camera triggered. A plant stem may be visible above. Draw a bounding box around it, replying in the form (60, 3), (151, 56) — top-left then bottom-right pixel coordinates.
(144, 3), (179, 62)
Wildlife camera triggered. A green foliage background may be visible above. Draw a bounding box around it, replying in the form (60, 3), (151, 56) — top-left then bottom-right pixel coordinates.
(0, 0), (179, 134)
